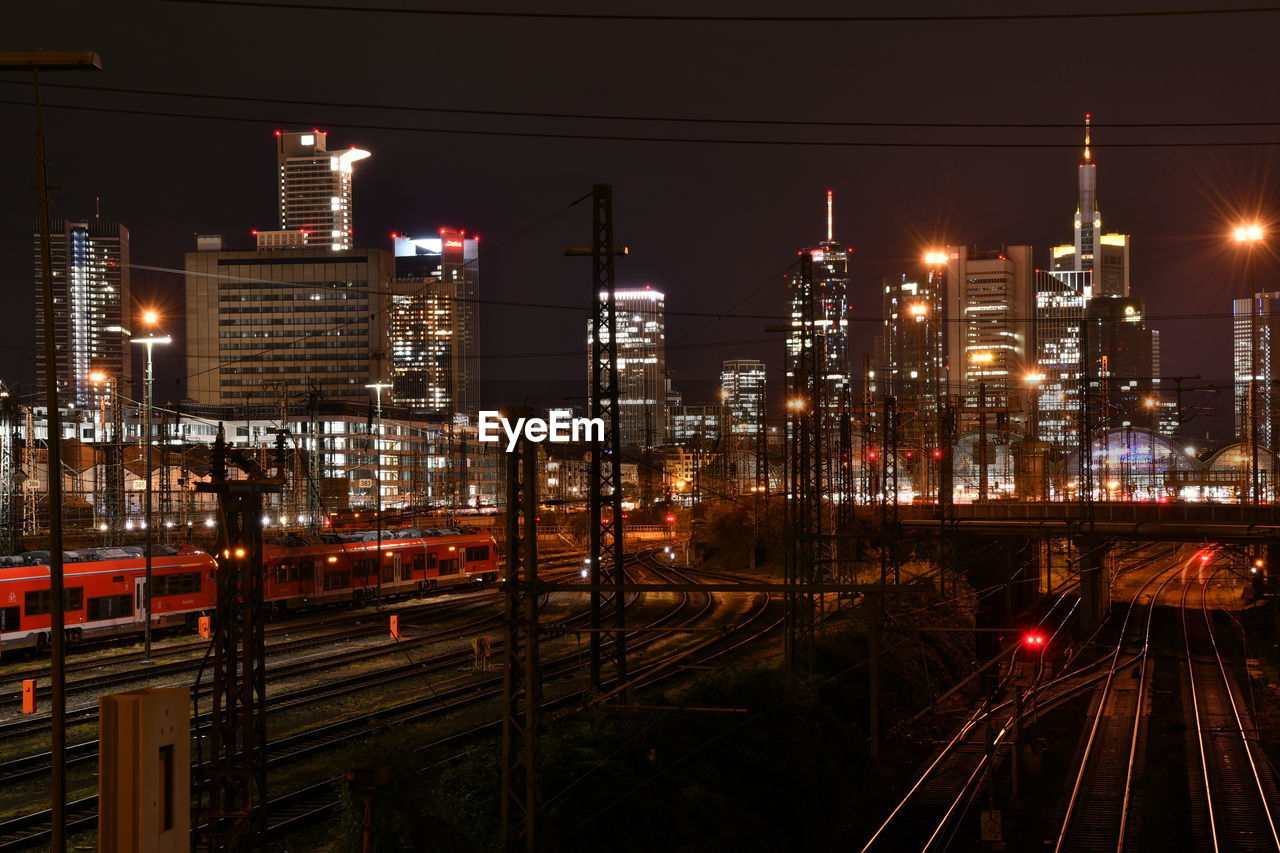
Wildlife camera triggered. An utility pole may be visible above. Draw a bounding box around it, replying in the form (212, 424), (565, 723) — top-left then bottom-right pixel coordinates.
(0, 49), (101, 853)
(500, 431), (540, 852)
(196, 427), (283, 851)
(565, 185), (629, 691)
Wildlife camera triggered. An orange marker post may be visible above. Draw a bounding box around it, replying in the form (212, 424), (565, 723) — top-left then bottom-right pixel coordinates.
(389, 614), (400, 640)
(198, 616), (212, 639)
(21, 679), (35, 715)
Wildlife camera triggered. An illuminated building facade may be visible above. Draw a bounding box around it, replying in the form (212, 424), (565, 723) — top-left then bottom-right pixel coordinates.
(786, 191), (851, 407)
(34, 218), (132, 408)
(720, 359), (766, 436)
(590, 286), (666, 448)
(877, 265), (946, 412)
(185, 243), (393, 404)
(1233, 292), (1280, 446)
(391, 231), (480, 415)
(943, 245), (1034, 421)
(276, 130), (370, 251)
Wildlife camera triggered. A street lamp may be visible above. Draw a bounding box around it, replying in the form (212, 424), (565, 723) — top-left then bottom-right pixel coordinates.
(132, 317), (171, 664)
(1235, 222), (1265, 504)
(366, 382), (392, 602)
(971, 352), (995, 502)
(1, 48), (102, 853)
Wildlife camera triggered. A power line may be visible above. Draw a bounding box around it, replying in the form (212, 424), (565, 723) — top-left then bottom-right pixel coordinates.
(4, 79), (1279, 130)
(7, 97), (1280, 149)
(159, 1), (1280, 24)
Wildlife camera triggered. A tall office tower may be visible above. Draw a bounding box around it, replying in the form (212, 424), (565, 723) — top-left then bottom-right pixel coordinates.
(34, 218), (132, 408)
(275, 130), (370, 251)
(1035, 269), (1089, 447)
(1085, 296), (1155, 428)
(786, 191), (851, 407)
(1233, 292), (1280, 446)
(877, 266), (946, 408)
(943, 245), (1034, 421)
(390, 231), (480, 415)
(1049, 115), (1130, 296)
(185, 242), (393, 404)
(720, 359), (767, 436)
(1037, 117), (1147, 448)
(589, 286), (666, 448)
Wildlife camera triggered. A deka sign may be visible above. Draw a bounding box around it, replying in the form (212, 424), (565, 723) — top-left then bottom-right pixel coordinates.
(477, 410), (605, 452)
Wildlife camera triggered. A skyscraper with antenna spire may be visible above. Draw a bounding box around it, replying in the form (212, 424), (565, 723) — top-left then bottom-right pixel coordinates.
(1037, 114), (1151, 450)
(785, 190), (851, 407)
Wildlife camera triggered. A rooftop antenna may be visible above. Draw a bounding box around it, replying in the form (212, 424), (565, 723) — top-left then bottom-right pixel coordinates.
(94, 195), (101, 219)
(826, 189), (833, 242)
(1083, 113), (1092, 162)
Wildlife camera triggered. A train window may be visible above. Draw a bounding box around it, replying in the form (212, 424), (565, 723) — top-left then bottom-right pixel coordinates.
(427, 553), (438, 569)
(25, 588), (83, 615)
(439, 559), (459, 576)
(274, 564), (311, 584)
(400, 561), (412, 581)
(412, 554), (425, 574)
(382, 562), (396, 583)
(112, 576), (124, 583)
(323, 570), (352, 591)
(0, 606), (18, 632)
(153, 573), (201, 597)
(87, 594), (133, 621)
(466, 546), (490, 563)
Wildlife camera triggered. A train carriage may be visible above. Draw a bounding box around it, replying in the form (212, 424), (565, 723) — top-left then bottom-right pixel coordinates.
(262, 527), (499, 612)
(0, 545), (218, 652)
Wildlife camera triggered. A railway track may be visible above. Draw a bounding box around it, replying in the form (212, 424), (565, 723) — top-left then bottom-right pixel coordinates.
(1182, 569), (1280, 852)
(0, 555), (586, 705)
(1049, 553), (1186, 851)
(860, 544), (1190, 853)
(0, 550), (721, 850)
(263, 550), (780, 842)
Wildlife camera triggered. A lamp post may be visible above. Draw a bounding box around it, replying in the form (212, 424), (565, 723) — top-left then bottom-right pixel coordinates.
(132, 319), (171, 664)
(366, 382), (392, 602)
(1025, 372), (1045, 500)
(971, 351), (995, 502)
(1235, 223), (1265, 504)
(1144, 396), (1159, 500)
(0, 50), (101, 853)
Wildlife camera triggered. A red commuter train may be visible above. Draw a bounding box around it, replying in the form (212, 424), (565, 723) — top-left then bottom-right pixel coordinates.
(0, 527), (500, 653)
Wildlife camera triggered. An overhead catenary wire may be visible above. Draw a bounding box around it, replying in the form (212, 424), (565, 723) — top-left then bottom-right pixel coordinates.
(158, 0), (1280, 24)
(8, 97), (1280, 149)
(7, 79), (1280, 131)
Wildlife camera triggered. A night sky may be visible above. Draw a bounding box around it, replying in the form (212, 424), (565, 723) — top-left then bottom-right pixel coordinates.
(5, 1), (1279, 437)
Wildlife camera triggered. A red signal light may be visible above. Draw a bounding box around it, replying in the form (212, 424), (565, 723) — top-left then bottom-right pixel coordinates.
(867, 449), (879, 460)
(1022, 630), (1047, 649)
(665, 514), (676, 524)
(932, 449), (943, 459)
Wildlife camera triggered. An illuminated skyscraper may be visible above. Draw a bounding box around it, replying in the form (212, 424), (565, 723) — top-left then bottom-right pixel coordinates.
(185, 242), (393, 404)
(589, 286), (666, 448)
(391, 231), (480, 415)
(1234, 292), (1280, 445)
(1037, 115), (1148, 447)
(720, 359), (767, 436)
(34, 218), (132, 408)
(275, 130), (370, 251)
(942, 245), (1035, 423)
(786, 191), (851, 406)
(876, 262), (947, 403)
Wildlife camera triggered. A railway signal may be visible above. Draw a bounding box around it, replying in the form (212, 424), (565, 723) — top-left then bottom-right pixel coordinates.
(1022, 630), (1048, 650)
